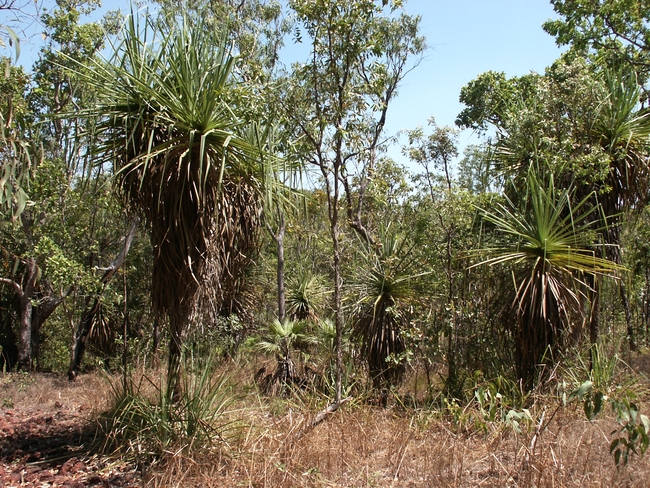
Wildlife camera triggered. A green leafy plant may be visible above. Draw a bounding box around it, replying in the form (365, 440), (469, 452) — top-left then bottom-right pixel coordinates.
(350, 225), (430, 391)
(286, 270), (328, 322)
(569, 380), (649, 466)
(256, 319), (315, 395)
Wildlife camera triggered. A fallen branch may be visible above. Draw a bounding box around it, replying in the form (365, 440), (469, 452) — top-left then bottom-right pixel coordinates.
(293, 397), (351, 441)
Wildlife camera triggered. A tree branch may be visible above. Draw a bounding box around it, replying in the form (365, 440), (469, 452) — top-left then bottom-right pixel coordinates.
(0, 276), (22, 296)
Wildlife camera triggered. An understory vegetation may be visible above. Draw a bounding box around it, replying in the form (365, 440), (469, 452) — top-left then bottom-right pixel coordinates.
(2, 0), (650, 484)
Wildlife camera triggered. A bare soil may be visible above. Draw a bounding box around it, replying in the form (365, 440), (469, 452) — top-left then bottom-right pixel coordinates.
(0, 373), (140, 488)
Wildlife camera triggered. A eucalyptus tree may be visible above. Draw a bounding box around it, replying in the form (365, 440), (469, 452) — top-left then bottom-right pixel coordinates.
(73, 13), (270, 397)
(0, 0), (126, 372)
(544, 0), (650, 77)
(285, 0), (424, 402)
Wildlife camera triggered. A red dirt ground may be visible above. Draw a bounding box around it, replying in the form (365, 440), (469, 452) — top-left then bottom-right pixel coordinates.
(0, 374), (140, 488)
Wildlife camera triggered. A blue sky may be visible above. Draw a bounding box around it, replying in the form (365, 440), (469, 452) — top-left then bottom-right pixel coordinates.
(382, 0), (566, 164)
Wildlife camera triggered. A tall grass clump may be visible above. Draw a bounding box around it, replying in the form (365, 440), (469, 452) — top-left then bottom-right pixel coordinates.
(100, 354), (238, 461)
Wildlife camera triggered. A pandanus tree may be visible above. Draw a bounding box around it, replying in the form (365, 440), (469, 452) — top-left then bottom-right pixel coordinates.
(589, 69), (650, 349)
(351, 226), (428, 392)
(74, 14), (266, 397)
(475, 167), (621, 387)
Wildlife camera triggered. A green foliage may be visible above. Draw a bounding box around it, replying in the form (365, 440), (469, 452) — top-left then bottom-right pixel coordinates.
(33, 237), (85, 290)
(544, 0), (650, 76)
(456, 70), (540, 134)
(472, 375), (531, 432)
(569, 379), (650, 466)
(255, 318), (317, 395)
(0, 61), (37, 220)
(256, 318), (314, 360)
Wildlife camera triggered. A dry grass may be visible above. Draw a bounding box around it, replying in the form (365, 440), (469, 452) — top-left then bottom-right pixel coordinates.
(2, 365), (650, 487)
(0, 371), (112, 415)
(143, 355), (650, 488)
(145, 400), (650, 488)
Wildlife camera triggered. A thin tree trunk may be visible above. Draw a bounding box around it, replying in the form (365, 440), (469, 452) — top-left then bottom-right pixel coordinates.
(332, 193), (342, 404)
(589, 277), (600, 370)
(67, 297), (100, 380)
(122, 268), (129, 393)
(266, 210), (286, 322)
(276, 214), (286, 322)
(619, 281), (636, 351)
(333, 231), (342, 403)
(17, 259), (38, 372)
(18, 295), (33, 371)
(167, 321), (183, 403)
(68, 218), (138, 380)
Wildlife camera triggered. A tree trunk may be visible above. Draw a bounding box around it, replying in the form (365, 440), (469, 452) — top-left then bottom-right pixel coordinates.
(68, 218), (138, 380)
(331, 190), (343, 404)
(31, 294), (64, 369)
(266, 210), (286, 322)
(17, 258), (38, 372)
(276, 214), (286, 322)
(167, 321), (183, 403)
(589, 276), (600, 370)
(17, 290), (34, 371)
(619, 281), (636, 351)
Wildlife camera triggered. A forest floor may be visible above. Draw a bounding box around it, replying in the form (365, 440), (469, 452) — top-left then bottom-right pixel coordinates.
(1, 355), (650, 487)
(0, 373), (140, 487)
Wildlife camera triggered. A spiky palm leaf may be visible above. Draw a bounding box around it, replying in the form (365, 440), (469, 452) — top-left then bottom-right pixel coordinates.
(591, 69), (650, 257)
(474, 167), (622, 385)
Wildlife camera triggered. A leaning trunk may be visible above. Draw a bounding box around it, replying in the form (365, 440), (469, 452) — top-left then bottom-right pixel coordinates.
(31, 294), (64, 370)
(68, 298), (100, 380)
